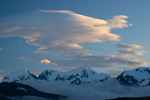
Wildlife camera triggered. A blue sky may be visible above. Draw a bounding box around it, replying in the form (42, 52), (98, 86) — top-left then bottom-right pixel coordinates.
(0, 0), (150, 78)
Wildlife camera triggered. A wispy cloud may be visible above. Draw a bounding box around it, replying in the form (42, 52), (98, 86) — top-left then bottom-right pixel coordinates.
(19, 55), (147, 68)
(119, 49), (145, 56)
(4, 27), (23, 32)
(19, 57), (38, 62)
(19, 57), (56, 65)
(52, 55), (147, 68)
(0, 10), (131, 56)
(117, 43), (143, 49)
(108, 15), (132, 29)
(117, 43), (145, 56)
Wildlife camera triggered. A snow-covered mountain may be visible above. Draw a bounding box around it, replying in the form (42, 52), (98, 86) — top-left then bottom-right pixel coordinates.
(2, 69), (37, 82)
(2, 66), (110, 85)
(3, 66), (150, 86)
(38, 66), (110, 84)
(117, 67), (150, 86)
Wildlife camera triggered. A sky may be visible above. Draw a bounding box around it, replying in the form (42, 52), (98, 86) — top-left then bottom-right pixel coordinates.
(0, 0), (150, 79)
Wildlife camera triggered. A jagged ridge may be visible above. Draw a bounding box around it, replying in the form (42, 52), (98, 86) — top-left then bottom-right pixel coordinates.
(38, 66), (110, 84)
(2, 68), (37, 82)
(117, 67), (150, 86)
(2, 66), (110, 85)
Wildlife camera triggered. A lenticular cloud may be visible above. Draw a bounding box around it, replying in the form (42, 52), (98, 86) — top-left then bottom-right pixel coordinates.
(0, 10), (130, 56)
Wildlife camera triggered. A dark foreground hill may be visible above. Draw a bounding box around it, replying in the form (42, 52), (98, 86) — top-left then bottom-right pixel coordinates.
(107, 97), (150, 100)
(0, 82), (66, 100)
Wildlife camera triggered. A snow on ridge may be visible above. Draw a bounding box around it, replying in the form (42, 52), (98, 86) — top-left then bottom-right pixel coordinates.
(38, 65), (110, 84)
(2, 68), (36, 82)
(121, 67), (150, 86)
(123, 67), (150, 81)
(2, 65), (110, 84)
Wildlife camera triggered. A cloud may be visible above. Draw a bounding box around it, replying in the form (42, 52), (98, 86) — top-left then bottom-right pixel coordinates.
(108, 15), (131, 29)
(19, 55), (147, 68)
(119, 49), (145, 56)
(19, 57), (57, 65)
(117, 43), (145, 56)
(19, 57), (38, 62)
(51, 55), (147, 68)
(0, 10), (131, 56)
(40, 59), (51, 64)
(4, 27), (23, 32)
(2, 10), (144, 68)
(117, 43), (143, 49)
(0, 48), (3, 51)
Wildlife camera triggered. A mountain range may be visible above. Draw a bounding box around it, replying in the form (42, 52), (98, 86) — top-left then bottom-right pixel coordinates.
(2, 66), (110, 85)
(1, 66), (150, 100)
(2, 66), (150, 86)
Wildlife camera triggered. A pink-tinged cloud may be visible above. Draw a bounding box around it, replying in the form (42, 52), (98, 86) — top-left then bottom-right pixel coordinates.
(51, 55), (147, 68)
(117, 43), (143, 49)
(19, 55), (147, 68)
(4, 27), (23, 32)
(119, 49), (145, 56)
(40, 59), (51, 64)
(0, 10), (131, 56)
(19, 57), (55, 65)
(117, 43), (145, 56)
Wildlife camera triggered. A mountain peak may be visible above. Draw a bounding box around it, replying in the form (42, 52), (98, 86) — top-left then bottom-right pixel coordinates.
(117, 67), (150, 86)
(38, 65), (110, 85)
(134, 67), (150, 73)
(2, 68), (37, 82)
(2, 66), (110, 85)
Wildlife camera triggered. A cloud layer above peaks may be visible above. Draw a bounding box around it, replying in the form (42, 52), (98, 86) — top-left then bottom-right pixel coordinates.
(0, 10), (131, 56)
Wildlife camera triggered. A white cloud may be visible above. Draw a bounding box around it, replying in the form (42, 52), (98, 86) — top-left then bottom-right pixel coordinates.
(108, 15), (130, 29)
(40, 59), (51, 64)
(0, 10), (131, 56)
(31, 71), (42, 77)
